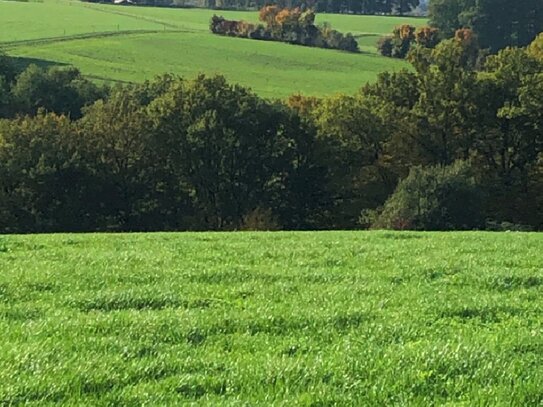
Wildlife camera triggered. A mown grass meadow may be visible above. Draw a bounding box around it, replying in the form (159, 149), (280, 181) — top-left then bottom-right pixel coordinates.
(0, 231), (542, 405)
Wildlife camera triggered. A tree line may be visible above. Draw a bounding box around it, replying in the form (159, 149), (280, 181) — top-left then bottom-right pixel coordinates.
(0, 33), (542, 233)
(210, 6), (358, 52)
(208, 0), (420, 15)
(84, 0), (420, 15)
(429, 0), (543, 52)
(378, 0), (542, 59)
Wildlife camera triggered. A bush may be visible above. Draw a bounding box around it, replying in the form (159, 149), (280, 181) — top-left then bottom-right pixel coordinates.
(378, 25), (440, 58)
(11, 65), (105, 119)
(240, 208), (280, 231)
(377, 36), (394, 57)
(373, 161), (484, 231)
(485, 220), (534, 232)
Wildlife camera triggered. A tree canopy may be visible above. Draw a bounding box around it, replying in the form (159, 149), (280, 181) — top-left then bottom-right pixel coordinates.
(0, 33), (542, 232)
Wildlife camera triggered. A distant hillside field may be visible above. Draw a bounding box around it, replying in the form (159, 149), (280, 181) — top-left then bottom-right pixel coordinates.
(0, 0), (427, 97)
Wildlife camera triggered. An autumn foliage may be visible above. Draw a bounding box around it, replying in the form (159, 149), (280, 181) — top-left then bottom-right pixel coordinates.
(378, 25), (440, 58)
(415, 27), (440, 48)
(210, 7), (358, 53)
(454, 28), (476, 46)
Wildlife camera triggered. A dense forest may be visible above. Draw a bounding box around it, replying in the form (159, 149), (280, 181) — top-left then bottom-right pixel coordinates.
(429, 0), (543, 51)
(1, 29), (542, 233)
(378, 0), (543, 58)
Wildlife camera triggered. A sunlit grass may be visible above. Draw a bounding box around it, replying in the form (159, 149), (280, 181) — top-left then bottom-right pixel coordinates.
(0, 231), (541, 404)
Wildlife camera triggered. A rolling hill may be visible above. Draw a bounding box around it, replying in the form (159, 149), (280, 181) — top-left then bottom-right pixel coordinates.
(0, 0), (427, 97)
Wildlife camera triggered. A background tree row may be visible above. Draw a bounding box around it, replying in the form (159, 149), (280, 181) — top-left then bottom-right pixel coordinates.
(0, 36), (542, 232)
(210, 6), (358, 52)
(429, 0), (543, 52)
(83, 0), (420, 15)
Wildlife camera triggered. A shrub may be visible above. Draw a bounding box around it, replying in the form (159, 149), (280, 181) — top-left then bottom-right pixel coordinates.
(390, 36), (411, 59)
(485, 221), (534, 232)
(377, 36), (394, 57)
(378, 25), (440, 58)
(340, 33), (359, 53)
(415, 26), (440, 48)
(240, 208), (280, 231)
(395, 24), (415, 42)
(373, 161), (484, 231)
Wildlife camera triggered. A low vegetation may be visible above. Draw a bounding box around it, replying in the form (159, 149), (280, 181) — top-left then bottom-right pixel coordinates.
(0, 231), (542, 405)
(429, 0), (542, 52)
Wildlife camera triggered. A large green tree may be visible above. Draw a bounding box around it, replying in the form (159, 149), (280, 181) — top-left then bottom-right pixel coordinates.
(11, 65), (105, 119)
(474, 47), (543, 226)
(148, 75), (315, 230)
(373, 161), (484, 230)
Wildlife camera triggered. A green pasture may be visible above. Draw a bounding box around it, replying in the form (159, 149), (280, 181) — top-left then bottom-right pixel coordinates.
(0, 231), (542, 404)
(8, 31), (407, 97)
(0, 0), (427, 97)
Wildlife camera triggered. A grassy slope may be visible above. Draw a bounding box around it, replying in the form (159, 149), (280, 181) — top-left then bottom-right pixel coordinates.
(11, 32), (403, 97)
(0, 232), (542, 405)
(0, 1), (426, 97)
(0, 1), (163, 41)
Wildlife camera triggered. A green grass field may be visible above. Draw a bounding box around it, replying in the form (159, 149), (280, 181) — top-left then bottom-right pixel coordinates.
(1, 231), (542, 404)
(0, 0), (426, 97)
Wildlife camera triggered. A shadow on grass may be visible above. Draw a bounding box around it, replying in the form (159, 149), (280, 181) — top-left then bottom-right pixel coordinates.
(10, 56), (68, 72)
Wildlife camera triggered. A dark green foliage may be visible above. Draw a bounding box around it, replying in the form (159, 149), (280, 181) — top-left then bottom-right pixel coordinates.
(210, 8), (359, 53)
(0, 76), (11, 118)
(0, 33), (542, 232)
(0, 58), (105, 120)
(82, 0), (420, 15)
(429, 0), (543, 52)
(0, 54), (17, 117)
(0, 114), (90, 232)
(0, 53), (17, 84)
(145, 74), (316, 230)
(10, 65), (106, 119)
(373, 162), (483, 230)
(0, 73), (321, 232)
(377, 36), (394, 57)
(369, 37), (543, 229)
(428, 0), (470, 38)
